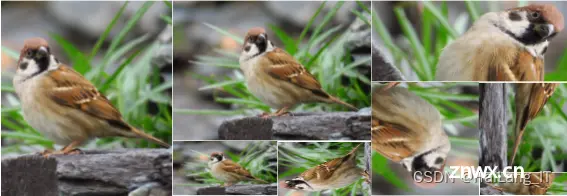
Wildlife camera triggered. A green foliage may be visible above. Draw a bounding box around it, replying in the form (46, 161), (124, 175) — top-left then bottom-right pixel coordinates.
(0, 1), (172, 154)
(509, 83), (567, 171)
(278, 142), (369, 196)
(182, 141), (277, 186)
(373, 1), (567, 81)
(174, 1), (371, 116)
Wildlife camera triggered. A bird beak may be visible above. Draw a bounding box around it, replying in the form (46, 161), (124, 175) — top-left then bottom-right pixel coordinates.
(36, 46), (48, 59)
(535, 24), (555, 38)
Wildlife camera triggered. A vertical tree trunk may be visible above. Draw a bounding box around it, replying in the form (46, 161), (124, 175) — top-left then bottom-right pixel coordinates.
(478, 83), (508, 195)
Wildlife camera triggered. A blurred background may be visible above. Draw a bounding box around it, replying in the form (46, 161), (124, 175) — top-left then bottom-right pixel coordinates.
(278, 142), (370, 196)
(372, 1), (567, 81)
(172, 141), (277, 195)
(371, 82), (480, 195)
(1, 1), (172, 156)
(171, 1), (371, 140)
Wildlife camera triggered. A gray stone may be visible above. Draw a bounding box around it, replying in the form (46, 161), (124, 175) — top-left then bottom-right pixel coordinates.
(196, 183), (277, 195)
(218, 112), (370, 140)
(1, 149), (172, 196)
(371, 40), (404, 81)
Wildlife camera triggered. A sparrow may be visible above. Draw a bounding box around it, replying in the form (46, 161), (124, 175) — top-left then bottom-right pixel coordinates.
(371, 84), (450, 181)
(12, 37), (170, 156)
(436, 4), (564, 81)
(510, 83), (557, 165)
(282, 143), (364, 192)
(208, 152), (268, 187)
(238, 27), (358, 117)
(486, 172), (555, 195)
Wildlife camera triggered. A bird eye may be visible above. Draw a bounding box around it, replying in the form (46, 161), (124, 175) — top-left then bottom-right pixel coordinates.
(435, 157), (444, 164)
(26, 50), (33, 57)
(531, 11), (540, 19)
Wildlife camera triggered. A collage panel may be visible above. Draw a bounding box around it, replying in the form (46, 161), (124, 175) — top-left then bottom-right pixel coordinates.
(1, 1), (173, 196)
(172, 1), (372, 141)
(478, 83), (567, 195)
(371, 1), (567, 82)
(173, 141), (277, 195)
(371, 82), (480, 195)
(278, 141), (371, 195)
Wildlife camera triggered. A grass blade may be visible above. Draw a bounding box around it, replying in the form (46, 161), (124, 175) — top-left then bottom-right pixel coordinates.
(104, 1), (154, 62)
(298, 1), (326, 45)
(422, 1), (459, 38)
(90, 1), (129, 60)
(99, 49), (143, 92)
(204, 23), (244, 44)
(49, 33), (92, 74)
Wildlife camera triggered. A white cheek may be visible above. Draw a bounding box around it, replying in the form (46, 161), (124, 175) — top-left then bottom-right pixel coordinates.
(424, 152), (447, 169)
(17, 58), (41, 77)
(502, 12), (530, 36)
(48, 55), (59, 70)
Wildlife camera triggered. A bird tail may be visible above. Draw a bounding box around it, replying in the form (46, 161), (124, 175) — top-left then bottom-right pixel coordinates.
(130, 127), (171, 148)
(328, 96), (358, 111)
(250, 176), (268, 184)
(509, 127), (524, 166)
(343, 143), (362, 161)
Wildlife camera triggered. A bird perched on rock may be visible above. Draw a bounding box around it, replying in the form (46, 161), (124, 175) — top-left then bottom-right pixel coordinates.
(12, 38), (170, 157)
(239, 27), (358, 118)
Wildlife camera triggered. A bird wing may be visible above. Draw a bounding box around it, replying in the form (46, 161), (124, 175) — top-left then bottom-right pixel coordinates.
(220, 160), (255, 179)
(515, 83), (557, 132)
(300, 144), (360, 181)
(372, 120), (421, 162)
(262, 48), (329, 98)
(44, 65), (131, 130)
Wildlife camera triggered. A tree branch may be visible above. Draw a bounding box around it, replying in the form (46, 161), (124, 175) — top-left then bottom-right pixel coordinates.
(478, 83), (508, 195)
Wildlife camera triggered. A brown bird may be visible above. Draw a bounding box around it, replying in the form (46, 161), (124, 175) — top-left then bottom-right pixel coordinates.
(12, 38), (170, 157)
(238, 27), (358, 118)
(371, 84), (450, 181)
(436, 4), (564, 81)
(510, 83), (557, 165)
(208, 152), (268, 186)
(282, 143), (364, 191)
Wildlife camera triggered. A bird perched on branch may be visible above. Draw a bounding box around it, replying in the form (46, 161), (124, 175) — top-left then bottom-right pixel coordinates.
(239, 27), (358, 118)
(12, 38), (170, 157)
(436, 4), (564, 81)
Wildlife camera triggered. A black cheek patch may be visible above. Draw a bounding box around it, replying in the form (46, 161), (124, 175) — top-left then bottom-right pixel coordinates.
(244, 45), (251, 52)
(19, 62), (28, 70)
(506, 24), (547, 45)
(435, 157), (444, 164)
(509, 11), (522, 21)
(542, 46), (548, 55)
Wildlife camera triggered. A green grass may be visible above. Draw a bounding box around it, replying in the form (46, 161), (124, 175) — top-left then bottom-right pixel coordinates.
(508, 83), (567, 171)
(373, 1), (567, 81)
(278, 142), (369, 196)
(1, 1), (172, 154)
(371, 83), (480, 192)
(180, 141), (277, 186)
(174, 1), (371, 116)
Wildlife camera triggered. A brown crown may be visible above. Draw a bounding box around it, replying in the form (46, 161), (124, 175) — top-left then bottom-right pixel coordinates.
(512, 4), (564, 32)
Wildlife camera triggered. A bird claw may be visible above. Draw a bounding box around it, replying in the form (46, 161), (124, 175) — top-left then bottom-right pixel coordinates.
(362, 170), (371, 183)
(40, 148), (83, 158)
